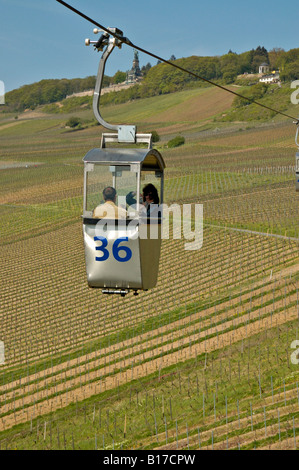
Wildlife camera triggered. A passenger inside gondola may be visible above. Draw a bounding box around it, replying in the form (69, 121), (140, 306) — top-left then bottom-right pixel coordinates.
(93, 186), (127, 219)
(142, 183), (160, 218)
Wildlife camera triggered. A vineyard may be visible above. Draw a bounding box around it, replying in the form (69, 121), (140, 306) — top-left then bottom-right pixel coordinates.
(0, 86), (298, 450)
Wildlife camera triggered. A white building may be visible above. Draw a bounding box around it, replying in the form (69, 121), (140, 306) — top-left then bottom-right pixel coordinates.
(259, 71), (280, 84)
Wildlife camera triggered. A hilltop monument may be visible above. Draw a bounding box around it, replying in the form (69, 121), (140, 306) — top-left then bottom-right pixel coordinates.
(127, 50), (142, 83)
(259, 62), (270, 74)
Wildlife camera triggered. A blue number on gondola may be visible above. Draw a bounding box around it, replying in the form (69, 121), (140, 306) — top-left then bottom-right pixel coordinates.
(113, 237), (132, 262)
(94, 237), (132, 262)
(94, 236), (109, 261)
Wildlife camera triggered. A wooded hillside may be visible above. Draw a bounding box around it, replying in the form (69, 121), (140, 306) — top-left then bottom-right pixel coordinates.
(3, 46), (299, 112)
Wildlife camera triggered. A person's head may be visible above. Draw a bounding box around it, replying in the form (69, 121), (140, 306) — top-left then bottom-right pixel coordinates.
(143, 183), (159, 204)
(103, 186), (116, 202)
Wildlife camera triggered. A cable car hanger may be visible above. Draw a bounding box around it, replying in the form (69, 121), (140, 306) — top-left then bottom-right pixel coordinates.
(56, 0), (299, 125)
(85, 26), (138, 144)
(85, 27), (153, 147)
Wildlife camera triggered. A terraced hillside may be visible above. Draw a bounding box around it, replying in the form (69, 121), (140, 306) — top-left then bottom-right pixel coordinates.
(0, 87), (298, 450)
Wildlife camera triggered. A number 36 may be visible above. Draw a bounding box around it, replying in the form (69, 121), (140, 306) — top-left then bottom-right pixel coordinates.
(94, 237), (133, 263)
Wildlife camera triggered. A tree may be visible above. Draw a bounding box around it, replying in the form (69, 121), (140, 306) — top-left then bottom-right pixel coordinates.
(102, 75), (112, 88)
(112, 70), (126, 84)
(150, 130), (160, 143)
(238, 50), (254, 74)
(141, 63), (152, 76)
(233, 83), (268, 108)
(223, 69), (238, 84)
(268, 48), (285, 70)
(250, 46), (269, 73)
(65, 117), (81, 128)
(167, 136), (185, 148)
(280, 62), (299, 81)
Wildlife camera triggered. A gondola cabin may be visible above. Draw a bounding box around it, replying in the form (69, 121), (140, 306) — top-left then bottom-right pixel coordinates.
(77, 26), (166, 295)
(82, 139), (165, 296)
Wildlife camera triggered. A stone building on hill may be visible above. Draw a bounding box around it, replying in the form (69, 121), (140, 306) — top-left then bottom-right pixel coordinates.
(127, 50), (142, 83)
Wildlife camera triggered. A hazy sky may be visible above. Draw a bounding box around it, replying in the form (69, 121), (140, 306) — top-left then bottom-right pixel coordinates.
(0, 0), (298, 92)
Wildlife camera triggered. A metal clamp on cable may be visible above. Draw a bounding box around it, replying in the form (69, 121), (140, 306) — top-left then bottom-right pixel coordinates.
(85, 27), (136, 142)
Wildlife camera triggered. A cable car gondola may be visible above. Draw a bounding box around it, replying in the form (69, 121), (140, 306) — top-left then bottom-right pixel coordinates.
(82, 28), (165, 297)
(56, 1), (299, 299)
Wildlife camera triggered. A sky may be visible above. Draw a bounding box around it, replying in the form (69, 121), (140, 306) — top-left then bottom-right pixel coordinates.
(0, 0), (298, 92)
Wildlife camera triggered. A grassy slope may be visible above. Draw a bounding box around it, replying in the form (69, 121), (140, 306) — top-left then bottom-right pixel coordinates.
(0, 85), (298, 450)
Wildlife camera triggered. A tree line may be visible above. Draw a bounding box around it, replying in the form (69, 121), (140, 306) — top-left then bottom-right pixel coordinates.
(3, 46), (299, 112)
